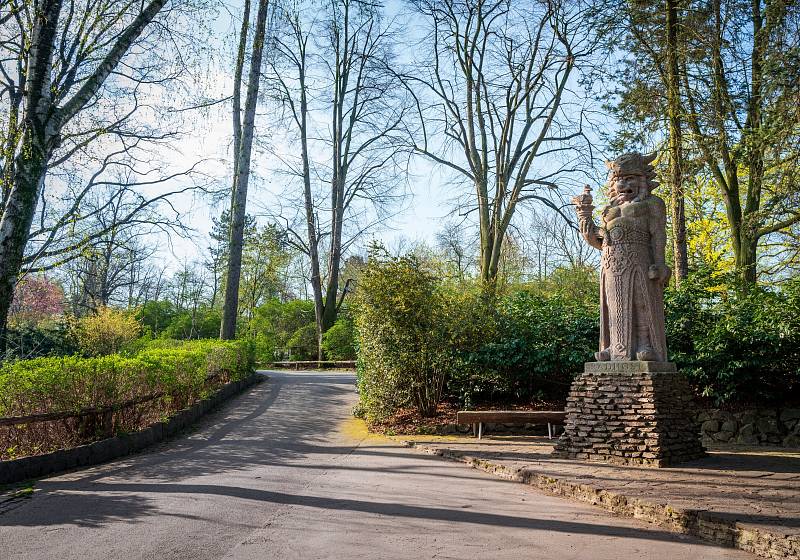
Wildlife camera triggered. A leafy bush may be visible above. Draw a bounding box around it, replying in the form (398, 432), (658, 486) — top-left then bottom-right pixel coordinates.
(74, 307), (141, 356)
(665, 273), (800, 405)
(286, 323), (318, 360)
(322, 316), (356, 360)
(0, 339), (254, 459)
(250, 334), (276, 364)
(4, 320), (78, 360)
(250, 299), (316, 358)
(448, 289), (597, 408)
(161, 307), (222, 340)
(354, 253), (451, 420)
(136, 300), (177, 336)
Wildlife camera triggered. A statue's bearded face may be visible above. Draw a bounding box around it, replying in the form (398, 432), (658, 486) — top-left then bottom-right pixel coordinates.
(613, 173), (647, 203)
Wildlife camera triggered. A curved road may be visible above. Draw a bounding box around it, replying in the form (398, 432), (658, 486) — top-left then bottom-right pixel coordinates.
(0, 371), (751, 559)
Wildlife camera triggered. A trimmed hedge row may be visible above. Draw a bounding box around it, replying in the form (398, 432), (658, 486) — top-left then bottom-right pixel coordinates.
(0, 339), (254, 418)
(0, 339), (254, 460)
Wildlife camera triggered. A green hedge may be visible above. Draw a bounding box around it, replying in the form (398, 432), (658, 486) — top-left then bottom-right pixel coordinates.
(0, 339), (254, 419)
(449, 290), (597, 408)
(354, 254), (800, 420)
(665, 274), (800, 405)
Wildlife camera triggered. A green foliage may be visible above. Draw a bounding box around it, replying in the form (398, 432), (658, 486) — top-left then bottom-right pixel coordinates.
(0, 339), (254, 419)
(250, 298), (316, 359)
(354, 252), (451, 420)
(209, 211), (293, 319)
(354, 253), (602, 418)
(249, 334), (276, 365)
(136, 300), (177, 336)
(4, 320), (78, 360)
(449, 289), (597, 408)
(286, 323), (318, 360)
(353, 247), (800, 415)
(321, 316), (356, 360)
(74, 307), (141, 356)
(160, 307), (222, 340)
(239, 223), (292, 318)
(665, 273), (800, 405)
(520, 266), (599, 307)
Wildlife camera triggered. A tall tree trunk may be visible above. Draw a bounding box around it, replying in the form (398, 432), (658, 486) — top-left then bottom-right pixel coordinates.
(230, 0), (251, 214)
(320, 202), (343, 335)
(666, 0), (688, 285)
(220, 0), (270, 340)
(0, 0), (63, 354)
(320, 161), (343, 338)
(0, 153), (50, 352)
(740, 0), (766, 286)
(299, 75), (325, 359)
(477, 178), (493, 286)
(738, 231), (759, 284)
(317, 2), (349, 350)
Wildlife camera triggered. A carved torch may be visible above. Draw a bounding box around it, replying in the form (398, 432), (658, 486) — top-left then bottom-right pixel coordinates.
(572, 185), (594, 220)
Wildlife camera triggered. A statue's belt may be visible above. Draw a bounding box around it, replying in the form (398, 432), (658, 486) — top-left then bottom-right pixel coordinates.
(604, 226), (650, 245)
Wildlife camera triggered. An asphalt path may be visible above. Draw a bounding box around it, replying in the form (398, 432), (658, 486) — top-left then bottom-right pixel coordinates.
(0, 370), (752, 559)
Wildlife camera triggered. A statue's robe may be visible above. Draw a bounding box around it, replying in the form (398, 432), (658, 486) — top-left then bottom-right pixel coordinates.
(598, 196), (667, 361)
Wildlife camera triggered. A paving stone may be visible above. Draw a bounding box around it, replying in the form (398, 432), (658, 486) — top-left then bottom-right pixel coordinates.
(402, 436), (800, 560)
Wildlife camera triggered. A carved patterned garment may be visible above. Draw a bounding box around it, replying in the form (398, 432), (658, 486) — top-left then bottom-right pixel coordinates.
(598, 201), (667, 361)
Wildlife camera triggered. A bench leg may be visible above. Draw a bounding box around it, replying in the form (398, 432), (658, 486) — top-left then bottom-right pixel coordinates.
(548, 422), (552, 439)
(478, 422), (483, 440)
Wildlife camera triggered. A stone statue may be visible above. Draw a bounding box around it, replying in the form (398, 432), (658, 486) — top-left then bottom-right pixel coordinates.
(573, 152), (670, 362)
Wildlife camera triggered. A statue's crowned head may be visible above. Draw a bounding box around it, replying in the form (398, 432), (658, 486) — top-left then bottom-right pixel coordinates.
(605, 152), (658, 203)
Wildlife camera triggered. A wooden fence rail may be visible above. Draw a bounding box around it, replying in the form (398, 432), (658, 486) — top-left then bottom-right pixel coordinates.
(0, 392), (165, 427)
(0, 372), (227, 428)
(271, 360), (356, 370)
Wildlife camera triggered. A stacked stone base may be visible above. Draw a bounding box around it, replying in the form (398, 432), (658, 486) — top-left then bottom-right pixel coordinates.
(552, 362), (706, 467)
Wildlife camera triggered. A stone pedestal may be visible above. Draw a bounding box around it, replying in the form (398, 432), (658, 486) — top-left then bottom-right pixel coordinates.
(552, 362), (706, 467)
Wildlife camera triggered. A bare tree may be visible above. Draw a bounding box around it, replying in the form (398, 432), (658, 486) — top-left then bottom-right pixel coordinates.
(167, 261), (210, 339)
(524, 207), (598, 274)
(59, 187), (173, 313)
(265, 0), (409, 356)
(434, 219), (476, 281)
(404, 0), (597, 288)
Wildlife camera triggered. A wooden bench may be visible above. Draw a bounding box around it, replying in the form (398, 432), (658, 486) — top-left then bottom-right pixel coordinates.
(456, 410), (567, 440)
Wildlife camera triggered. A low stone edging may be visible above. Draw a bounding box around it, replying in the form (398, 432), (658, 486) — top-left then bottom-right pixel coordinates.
(0, 373), (263, 486)
(404, 441), (799, 560)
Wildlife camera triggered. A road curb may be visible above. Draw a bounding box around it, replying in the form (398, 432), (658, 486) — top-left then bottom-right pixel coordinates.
(0, 373), (264, 486)
(403, 441), (799, 560)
